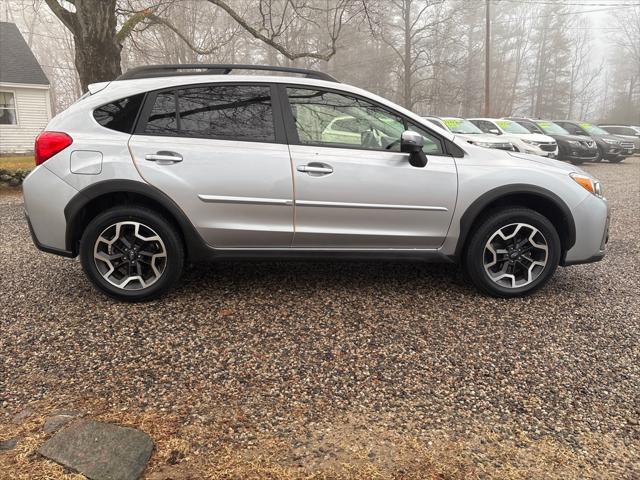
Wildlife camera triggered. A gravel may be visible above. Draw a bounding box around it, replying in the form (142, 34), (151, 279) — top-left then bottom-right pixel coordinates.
(1, 158), (639, 478)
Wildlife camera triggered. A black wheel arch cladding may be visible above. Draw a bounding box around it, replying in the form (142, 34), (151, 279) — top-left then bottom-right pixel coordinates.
(64, 179), (209, 260)
(455, 184), (576, 261)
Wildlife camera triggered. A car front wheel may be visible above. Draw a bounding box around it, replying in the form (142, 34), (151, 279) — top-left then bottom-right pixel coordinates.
(80, 206), (184, 302)
(464, 208), (561, 297)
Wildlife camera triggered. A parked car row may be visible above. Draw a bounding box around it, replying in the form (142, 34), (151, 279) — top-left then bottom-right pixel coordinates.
(421, 115), (639, 165)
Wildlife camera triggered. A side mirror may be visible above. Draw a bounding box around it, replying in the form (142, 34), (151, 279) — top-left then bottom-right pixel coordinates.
(401, 130), (428, 167)
(489, 128), (501, 135)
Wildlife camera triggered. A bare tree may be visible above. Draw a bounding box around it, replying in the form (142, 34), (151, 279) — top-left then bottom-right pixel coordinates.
(4, 0), (628, 122)
(43, 0), (362, 91)
(365, 0), (452, 109)
(603, 6), (640, 123)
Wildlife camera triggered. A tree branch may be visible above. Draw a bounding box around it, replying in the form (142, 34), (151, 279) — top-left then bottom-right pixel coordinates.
(145, 12), (221, 55)
(43, 0), (78, 32)
(205, 0), (338, 61)
(116, 8), (152, 43)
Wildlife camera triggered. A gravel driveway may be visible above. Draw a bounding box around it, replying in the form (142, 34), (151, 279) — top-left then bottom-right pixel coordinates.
(1, 158), (639, 479)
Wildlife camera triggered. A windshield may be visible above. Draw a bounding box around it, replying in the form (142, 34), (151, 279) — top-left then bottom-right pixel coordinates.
(579, 122), (609, 135)
(442, 118), (483, 134)
(495, 119), (530, 134)
(536, 121), (570, 135)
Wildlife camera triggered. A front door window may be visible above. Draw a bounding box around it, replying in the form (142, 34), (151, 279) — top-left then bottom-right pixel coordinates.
(286, 88), (405, 151)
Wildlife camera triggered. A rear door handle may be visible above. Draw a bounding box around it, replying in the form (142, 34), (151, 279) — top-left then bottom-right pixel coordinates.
(145, 151), (183, 164)
(297, 163), (333, 175)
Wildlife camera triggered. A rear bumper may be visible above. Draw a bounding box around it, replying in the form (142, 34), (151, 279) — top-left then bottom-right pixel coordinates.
(22, 165), (78, 256)
(25, 210), (74, 257)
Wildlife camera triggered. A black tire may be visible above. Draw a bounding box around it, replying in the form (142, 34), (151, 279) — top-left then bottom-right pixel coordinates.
(608, 155), (624, 163)
(593, 146), (604, 163)
(569, 159), (585, 165)
(80, 206), (184, 302)
(464, 208), (561, 298)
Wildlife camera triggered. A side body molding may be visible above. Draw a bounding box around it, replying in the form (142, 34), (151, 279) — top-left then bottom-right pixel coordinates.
(63, 179), (211, 259)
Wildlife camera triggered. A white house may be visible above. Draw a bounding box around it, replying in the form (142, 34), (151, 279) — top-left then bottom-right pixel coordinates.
(0, 22), (52, 154)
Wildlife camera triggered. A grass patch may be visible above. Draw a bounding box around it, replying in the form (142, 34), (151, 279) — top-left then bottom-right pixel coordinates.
(0, 156), (34, 171)
(1, 399), (637, 479)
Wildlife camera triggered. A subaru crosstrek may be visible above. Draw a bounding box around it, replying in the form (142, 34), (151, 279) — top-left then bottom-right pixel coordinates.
(23, 64), (610, 301)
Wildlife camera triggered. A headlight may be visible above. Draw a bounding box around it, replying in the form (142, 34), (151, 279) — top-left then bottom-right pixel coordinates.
(522, 139), (540, 145)
(570, 173), (603, 198)
(567, 140), (580, 146)
(471, 141), (495, 148)
(602, 138), (619, 145)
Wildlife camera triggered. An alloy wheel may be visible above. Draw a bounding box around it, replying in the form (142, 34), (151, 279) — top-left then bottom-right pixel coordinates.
(93, 221), (167, 290)
(483, 222), (548, 289)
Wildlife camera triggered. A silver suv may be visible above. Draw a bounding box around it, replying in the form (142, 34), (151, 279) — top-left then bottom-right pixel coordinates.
(23, 64), (610, 301)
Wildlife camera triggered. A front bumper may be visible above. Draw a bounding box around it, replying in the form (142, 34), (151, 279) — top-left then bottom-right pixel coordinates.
(562, 194), (609, 266)
(621, 147), (635, 156)
(559, 143), (598, 162)
(564, 152), (598, 162)
(602, 144), (622, 159)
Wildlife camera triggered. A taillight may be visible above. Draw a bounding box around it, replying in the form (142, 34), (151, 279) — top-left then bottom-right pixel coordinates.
(34, 131), (73, 166)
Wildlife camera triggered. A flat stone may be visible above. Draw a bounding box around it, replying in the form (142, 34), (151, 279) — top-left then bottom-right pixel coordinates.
(38, 420), (153, 480)
(12, 408), (33, 424)
(43, 414), (77, 434)
(0, 437), (18, 451)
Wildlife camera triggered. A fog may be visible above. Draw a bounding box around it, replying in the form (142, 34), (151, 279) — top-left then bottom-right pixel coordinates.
(2, 0), (639, 123)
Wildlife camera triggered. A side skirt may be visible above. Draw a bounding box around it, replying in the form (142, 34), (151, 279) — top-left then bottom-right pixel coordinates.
(201, 247), (455, 263)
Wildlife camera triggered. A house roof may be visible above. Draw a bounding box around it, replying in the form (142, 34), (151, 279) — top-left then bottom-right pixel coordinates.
(0, 22), (49, 86)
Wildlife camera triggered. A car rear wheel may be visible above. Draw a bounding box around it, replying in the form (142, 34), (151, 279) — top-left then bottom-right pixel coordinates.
(464, 208), (561, 297)
(80, 206), (184, 302)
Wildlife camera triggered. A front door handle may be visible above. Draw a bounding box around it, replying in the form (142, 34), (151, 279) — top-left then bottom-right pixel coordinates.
(297, 163), (333, 175)
(145, 151), (183, 164)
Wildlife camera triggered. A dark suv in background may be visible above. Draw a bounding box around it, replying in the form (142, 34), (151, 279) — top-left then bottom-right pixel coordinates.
(554, 120), (633, 163)
(505, 118), (598, 165)
(598, 124), (640, 154)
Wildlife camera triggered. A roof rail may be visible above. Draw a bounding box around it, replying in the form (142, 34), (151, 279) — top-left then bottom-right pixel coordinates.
(116, 64), (339, 82)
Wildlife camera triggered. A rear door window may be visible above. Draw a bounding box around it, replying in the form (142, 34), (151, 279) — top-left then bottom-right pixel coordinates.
(143, 84), (275, 142)
(145, 91), (178, 135)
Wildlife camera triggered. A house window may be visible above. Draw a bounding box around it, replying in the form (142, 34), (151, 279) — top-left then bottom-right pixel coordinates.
(0, 92), (17, 125)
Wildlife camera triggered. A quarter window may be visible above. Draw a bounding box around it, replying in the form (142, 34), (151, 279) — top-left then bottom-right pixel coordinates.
(286, 88), (405, 151)
(94, 94), (144, 133)
(0, 91), (17, 125)
(144, 85), (275, 142)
